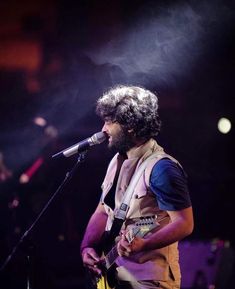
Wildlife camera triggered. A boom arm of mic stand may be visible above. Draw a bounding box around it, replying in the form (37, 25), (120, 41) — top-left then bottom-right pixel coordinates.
(0, 151), (88, 288)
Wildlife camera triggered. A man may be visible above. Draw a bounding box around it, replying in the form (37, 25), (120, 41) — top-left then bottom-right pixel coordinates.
(80, 85), (194, 289)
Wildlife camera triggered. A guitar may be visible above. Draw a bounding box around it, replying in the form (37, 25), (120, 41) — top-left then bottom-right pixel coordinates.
(94, 216), (159, 289)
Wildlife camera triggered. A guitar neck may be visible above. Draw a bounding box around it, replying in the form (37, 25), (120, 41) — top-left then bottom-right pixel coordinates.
(104, 244), (119, 270)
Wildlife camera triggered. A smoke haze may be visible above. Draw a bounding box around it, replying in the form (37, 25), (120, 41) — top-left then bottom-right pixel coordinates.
(86, 1), (235, 86)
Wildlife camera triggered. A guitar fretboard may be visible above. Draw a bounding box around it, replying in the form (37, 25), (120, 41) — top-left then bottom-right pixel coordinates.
(105, 245), (119, 270)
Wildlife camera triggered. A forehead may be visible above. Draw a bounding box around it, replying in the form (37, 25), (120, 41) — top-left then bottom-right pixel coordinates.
(104, 119), (122, 129)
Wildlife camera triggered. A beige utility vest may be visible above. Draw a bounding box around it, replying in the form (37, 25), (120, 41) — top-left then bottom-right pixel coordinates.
(100, 139), (181, 282)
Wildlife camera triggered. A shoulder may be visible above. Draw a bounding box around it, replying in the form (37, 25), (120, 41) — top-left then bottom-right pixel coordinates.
(150, 157), (188, 193)
(144, 153), (183, 187)
(151, 158), (185, 177)
(150, 157), (188, 189)
(149, 158), (191, 211)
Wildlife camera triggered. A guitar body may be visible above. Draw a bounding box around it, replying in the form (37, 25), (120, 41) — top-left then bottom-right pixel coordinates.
(97, 275), (112, 289)
(97, 266), (117, 289)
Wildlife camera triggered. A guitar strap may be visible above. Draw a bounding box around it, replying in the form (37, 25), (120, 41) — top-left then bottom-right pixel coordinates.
(107, 151), (167, 245)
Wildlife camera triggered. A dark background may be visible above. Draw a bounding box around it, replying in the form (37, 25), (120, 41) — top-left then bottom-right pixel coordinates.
(0, 0), (234, 288)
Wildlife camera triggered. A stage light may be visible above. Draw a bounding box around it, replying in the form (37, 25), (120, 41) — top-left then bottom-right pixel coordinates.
(217, 117), (231, 134)
(34, 116), (47, 127)
(19, 173), (29, 184)
(19, 157), (44, 184)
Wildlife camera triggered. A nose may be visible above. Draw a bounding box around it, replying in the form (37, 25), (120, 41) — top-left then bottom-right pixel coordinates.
(102, 123), (108, 133)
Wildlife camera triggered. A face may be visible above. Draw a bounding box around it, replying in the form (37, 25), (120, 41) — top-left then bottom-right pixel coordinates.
(102, 121), (135, 153)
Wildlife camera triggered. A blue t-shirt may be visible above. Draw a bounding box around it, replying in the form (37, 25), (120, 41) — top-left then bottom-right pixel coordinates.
(149, 158), (191, 211)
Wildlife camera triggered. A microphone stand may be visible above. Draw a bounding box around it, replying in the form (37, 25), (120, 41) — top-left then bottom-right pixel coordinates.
(0, 151), (88, 289)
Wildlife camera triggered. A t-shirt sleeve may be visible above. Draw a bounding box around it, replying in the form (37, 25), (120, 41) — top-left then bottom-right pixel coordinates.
(149, 158), (191, 211)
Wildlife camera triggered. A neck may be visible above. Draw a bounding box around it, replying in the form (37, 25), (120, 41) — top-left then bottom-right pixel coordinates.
(126, 139), (149, 159)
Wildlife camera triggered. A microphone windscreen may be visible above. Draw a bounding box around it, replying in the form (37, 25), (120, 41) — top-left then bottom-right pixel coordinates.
(91, 131), (107, 145)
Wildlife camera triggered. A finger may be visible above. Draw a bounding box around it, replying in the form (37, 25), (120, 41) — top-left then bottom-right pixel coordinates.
(84, 255), (100, 266)
(117, 243), (131, 256)
(93, 264), (102, 275)
(121, 231), (128, 240)
(82, 248), (100, 262)
(123, 251), (130, 257)
(117, 242), (124, 256)
(120, 240), (131, 252)
(118, 248), (130, 257)
(84, 258), (96, 267)
(87, 264), (102, 275)
(88, 251), (100, 262)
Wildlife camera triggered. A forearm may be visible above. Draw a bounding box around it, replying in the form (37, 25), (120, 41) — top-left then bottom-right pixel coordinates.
(80, 203), (108, 253)
(144, 206), (194, 250)
(119, 207), (194, 256)
(144, 219), (192, 250)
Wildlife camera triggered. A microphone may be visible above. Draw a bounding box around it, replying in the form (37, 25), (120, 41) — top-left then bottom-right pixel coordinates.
(52, 131), (107, 159)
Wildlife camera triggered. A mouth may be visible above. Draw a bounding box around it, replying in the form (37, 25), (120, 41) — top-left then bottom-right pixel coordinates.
(103, 132), (110, 142)
(107, 135), (112, 146)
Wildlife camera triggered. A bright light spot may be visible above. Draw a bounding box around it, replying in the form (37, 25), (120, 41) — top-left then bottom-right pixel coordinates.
(8, 198), (20, 209)
(12, 198), (19, 207)
(217, 118), (231, 134)
(19, 173), (29, 184)
(34, 116), (47, 127)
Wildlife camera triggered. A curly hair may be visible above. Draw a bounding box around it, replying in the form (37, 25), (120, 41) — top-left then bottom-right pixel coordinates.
(96, 85), (161, 140)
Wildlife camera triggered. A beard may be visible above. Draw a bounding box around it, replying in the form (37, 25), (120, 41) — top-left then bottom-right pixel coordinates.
(108, 127), (135, 154)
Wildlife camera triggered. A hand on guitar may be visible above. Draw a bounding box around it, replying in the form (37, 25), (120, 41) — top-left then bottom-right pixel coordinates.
(117, 231), (146, 257)
(81, 247), (102, 275)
